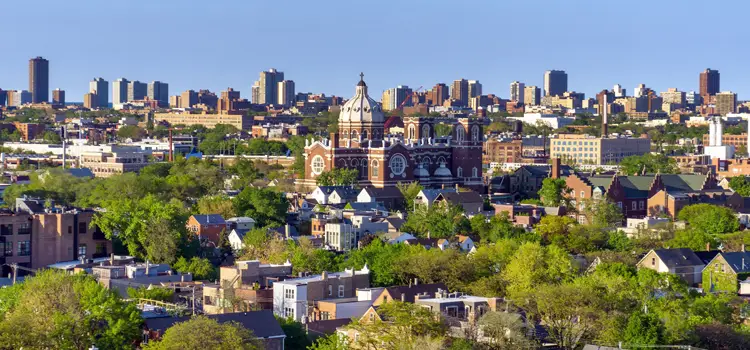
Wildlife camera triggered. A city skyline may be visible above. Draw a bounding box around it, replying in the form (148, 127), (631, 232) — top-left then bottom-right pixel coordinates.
(2, 0), (750, 100)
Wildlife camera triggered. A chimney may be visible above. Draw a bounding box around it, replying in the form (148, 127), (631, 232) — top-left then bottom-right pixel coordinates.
(551, 158), (561, 179)
(442, 184), (445, 190)
(145, 260), (150, 276)
(707, 242), (711, 251)
(109, 253), (114, 265)
(401, 293), (406, 302)
(414, 278), (418, 286)
(321, 271), (328, 280)
(168, 128), (174, 162)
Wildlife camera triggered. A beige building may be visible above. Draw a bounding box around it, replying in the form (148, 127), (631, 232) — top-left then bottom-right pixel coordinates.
(203, 260), (292, 314)
(79, 152), (148, 177)
(549, 134), (651, 165)
(381, 89), (394, 112)
(153, 111), (252, 130)
(541, 92), (582, 109)
(524, 85), (540, 105)
(716, 91), (737, 115)
(169, 95), (181, 108)
(83, 92), (98, 109)
(661, 88), (685, 106)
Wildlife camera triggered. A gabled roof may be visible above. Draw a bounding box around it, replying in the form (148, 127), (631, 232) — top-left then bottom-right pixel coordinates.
(230, 228), (250, 240)
(652, 248), (704, 268)
(418, 188), (457, 203)
(719, 251), (750, 274)
(382, 283), (447, 303)
(144, 310), (285, 339)
(457, 235), (471, 243)
(661, 174), (706, 192)
(190, 214), (226, 226)
(315, 186), (359, 198)
(435, 191), (483, 205)
(694, 250), (721, 265)
(360, 187), (404, 199)
(384, 217), (405, 230)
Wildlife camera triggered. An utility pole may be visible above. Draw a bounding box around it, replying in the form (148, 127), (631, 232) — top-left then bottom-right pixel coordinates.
(192, 285), (196, 315)
(11, 263), (17, 285)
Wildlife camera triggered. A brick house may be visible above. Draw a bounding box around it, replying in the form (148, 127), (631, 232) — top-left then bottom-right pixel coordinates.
(186, 214), (226, 246)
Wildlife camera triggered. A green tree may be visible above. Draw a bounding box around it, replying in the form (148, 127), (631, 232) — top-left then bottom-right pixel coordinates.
(580, 199), (624, 227)
(173, 257), (218, 281)
(315, 168), (359, 186)
(728, 176), (750, 197)
(196, 195), (237, 218)
(478, 311), (538, 349)
(344, 301), (447, 348)
(677, 203), (739, 235)
(232, 187), (289, 227)
(308, 333), (348, 350)
(620, 153), (679, 175)
(502, 243), (575, 302)
(0, 270), (142, 349)
(397, 181), (423, 212)
(116, 125), (147, 140)
(143, 315), (261, 350)
(127, 286), (175, 302)
(621, 311), (664, 346)
(275, 316), (311, 349)
(538, 178), (571, 207)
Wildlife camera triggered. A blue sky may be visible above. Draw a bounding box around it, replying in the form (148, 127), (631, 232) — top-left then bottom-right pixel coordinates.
(2, 0), (748, 101)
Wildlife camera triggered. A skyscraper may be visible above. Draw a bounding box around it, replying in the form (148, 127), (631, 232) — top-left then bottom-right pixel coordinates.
(89, 77), (109, 108)
(699, 68), (720, 101)
(112, 78), (130, 105)
(254, 68), (284, 105)
(468, 80), (482, 99)
(715, 91), (736, 116)
(277, 80), (295, 107)
(0, 89), (7, 106)
(8, 90), (32, 107)
(127, 81), (147, 102)
(83, 92), (98, 109)
(180, 90), (198, 108)
(543, 70), (567, 97)
(147, 81), (169, 105)
(428, 83), (450, 106)
(451, 79), (469, 106)
(381, 85), (412, 110)
(28, 56), (49, 103)
(613, 84), (626, 98)
(523, 86), (541, 105)
(633, 84), (648, 98)
(52, 89), (65, 105)
(510, 81), (525, 102)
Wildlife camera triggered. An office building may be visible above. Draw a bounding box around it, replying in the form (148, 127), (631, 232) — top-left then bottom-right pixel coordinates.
(153, 112), (253, 130)
(253, 68), (284, 105)
(277, 80), (295, 107)
(112, 78), (129, 105)
(661, 88), (685, 107)
(468, 80), (482, 99)
(550, 134), (651, 165)
(613, 84), (626, 98)
(251, 83), (260, 104)
(79, 152), (148, 177)
(147, 81), (169, 105)
(180, 90), (198, 109)
(715, 91), (737, 116)
(524, 85), (541, 105)
(83, 92), (98, 109)
(483, 137), (523, 164)
(169, 95), (181, 108)
(198, 90), (219, 110)
(382, 85), (412, 111)
(52, 89), (65, 105)
(543, 70), (567, 97)
(89, 78), (108, 108)
(427, 83), (449, 106)
(633, 84), (649, 98)
(686, 91), (701, 108)
(510, 81), (525, 103)
(700, 68), (720, 100)
(451, 79), (469, 106)
(127, 81), (147, 102)
(8, 90), (32, 107)
(28, 56), (49, 103)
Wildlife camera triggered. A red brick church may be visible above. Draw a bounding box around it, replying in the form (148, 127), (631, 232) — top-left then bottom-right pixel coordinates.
(297, 74), (483, 191)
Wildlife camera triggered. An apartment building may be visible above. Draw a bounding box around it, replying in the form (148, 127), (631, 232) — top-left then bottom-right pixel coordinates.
(483, 137), (522, 164)
(549, 134), (651, 165)
(79, 151), (148, 177)
(153, 111), (252, 130)
(203, 260), (293, 314)
(273, 266), (370, 322)
(13, 122), (46, 141)
(324, 215), (389, 251)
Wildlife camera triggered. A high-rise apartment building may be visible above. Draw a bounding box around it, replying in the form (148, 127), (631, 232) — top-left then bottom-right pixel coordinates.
(427, 83), (450, 106)
(147, 81), (169, 105)
(253, 68), (284, 105)
(28, 57), (49, 103)
(198, 90), (218, 110)
(382, 85), (412, 110)
(180, 90), (198, 109)
(699, 68), (720, 101)
(0, 89), (7, 106)
(127, 81), (147, 102)
(52, 89), (65, 105)
(661, 88), (686, 107)
(89, 78), (109, 108)
(510, 81), (525, 103)
(451, 79), (469, 106)
(524, 85), (541, 105)
(543, 70), (567, 97)
(7, 90), (32, 107)
(251, 84), (261, 105)
(277, 80), (295, 107)
(169, 95), (181, 108)
(83, 92), (98, 109)
(633, 84), (648, 98)
(112, 78), (129, 105)
(613, 84), (626, 98)
(468, 80), (482, 99)
(686, 91), (701, 108)
(715, 91), (737, 116)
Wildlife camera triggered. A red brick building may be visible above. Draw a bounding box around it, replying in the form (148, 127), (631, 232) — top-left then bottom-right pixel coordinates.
(187, 214), (226, 246)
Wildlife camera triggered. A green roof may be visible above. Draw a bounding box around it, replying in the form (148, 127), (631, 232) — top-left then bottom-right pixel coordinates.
(587, 176), (613, 189)
(661, 174), (705, 192)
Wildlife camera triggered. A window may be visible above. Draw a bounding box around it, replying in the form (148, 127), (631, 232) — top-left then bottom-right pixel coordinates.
(369, 312), (375, 321)
(17, 241), (30, 256)
(78, 222), (87, 234)
(408, 125), (416, 139)
(4, 241), (11, 256)
(328, 285), (333, 296)
(371, 160), (379, 178)
(446, 306), (458, 317)
(472, 167), (478, 178)
(639, 201), (645, 210)
(457, 167), (463, 178)
(285, 288), (295, 299)
(362, 130), (368, 140)
(338, 285), (344, 297)
(422, 124), (430, 138)
(284, 307), (294, 318)
(321, 312), (330, 320)
(78, 244), (87, 257)
(389, 154), (406, 176)
(632, 201), (637, 210)
(617, 202), (622, 209)
(580, 191), (585, 198)
(472, 125), (480, 141)
(0, 224), (12, 236)
(351, 130), (358, 140)
(18, 222), (30, 235)
(456, 126), (465, 142)
(311, 155), (325, 175)
(68, 226), (72, 234)
(651, 257), (655, 266)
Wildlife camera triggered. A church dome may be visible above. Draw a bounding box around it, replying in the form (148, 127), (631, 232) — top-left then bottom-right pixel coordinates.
(339, 73), (385, 124)
(434, 162), (452, 177)
(414, 163), (430, 178)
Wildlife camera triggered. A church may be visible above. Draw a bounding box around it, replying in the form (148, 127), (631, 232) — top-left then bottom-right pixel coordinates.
(297, 74), (484, 191)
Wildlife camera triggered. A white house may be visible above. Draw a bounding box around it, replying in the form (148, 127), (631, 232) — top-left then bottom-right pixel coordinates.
(228, 228), (249, 251)
(379, 232), (416, 244)
(456, 235), (475, 252)
(309, 186), (359, 205)
(226, 217), (256, 231)
(325, 215), (389, 251)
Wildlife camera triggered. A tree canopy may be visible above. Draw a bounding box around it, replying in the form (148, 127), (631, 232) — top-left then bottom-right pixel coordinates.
(620, 153), (679, 175)
(143, 315), (261, 350)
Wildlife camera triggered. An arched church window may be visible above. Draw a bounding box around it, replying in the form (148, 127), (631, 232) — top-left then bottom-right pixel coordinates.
(342, 130), (349, 139)
(456, 125), (465, 142)
(472, 125), (480, 141)
(389, 154), (407, 176)
(437, 156), (447, 165)
(351, 159), (359, 167)
(371, 160), (379, 178)
(362, 130), (368, 140)
(408, 125), (416, 140)
(351, 130), (358, 140)
(311, 155), (325, 175)
(457, 167), (463, 178)
(422, 124), (430, 138)
(472, 167), (478, 177)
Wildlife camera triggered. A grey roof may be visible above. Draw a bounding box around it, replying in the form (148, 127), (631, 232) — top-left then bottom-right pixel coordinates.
(436, 191), (483, 205)
(720, 252), (750, 274)
(653, 248), (704, 268)
(191, 214), (226, 226)
(418, 188), (457, 203)
(384, 217), (405, 229)
(316, 186), (359, 199)
(230, 228), (250, 240)
(144, 310), (285, 339)
(694, 250), (721, 265)
(361, 187), (404, 199)
(67, 168), (94, 178)
(515, 165), (573, 177)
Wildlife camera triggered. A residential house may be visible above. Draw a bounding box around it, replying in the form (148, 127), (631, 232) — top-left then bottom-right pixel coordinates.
(203, 260), (293, 314)
(226, 217), (255, 231)
(371, 282), (447, 306)
(637, 248), (718, 286)
(357, 187), (405, 211)
(91, 262), (193, 297)
(456, 235), (475, 252)
(382, 216), (406, 233)
(324, 215), (389, 251)
(378, 232), (416, 245)
(414, 188), (458, 209)
(227, 228), (249, 251)
(434, 190), (484, 215)
(510, 161), (573, 199)
(648, 188), (743, 219)
(703, 251), (750, 293)
(309, 186), (359, 205)
(186, 214), (226, 246)
(492, 203), (544, 227)
(312, 287), (384, 321)
(405, 238), (450, 251)
(621, 217), (671, 237)
(143, 311), (286, 350)
(273, 266), (371, 322)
